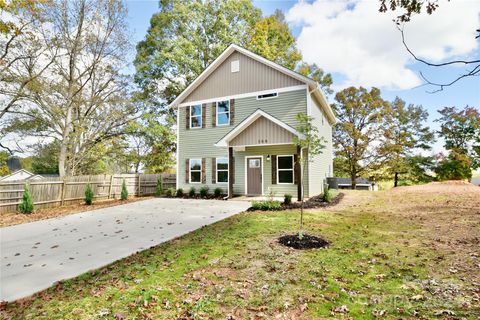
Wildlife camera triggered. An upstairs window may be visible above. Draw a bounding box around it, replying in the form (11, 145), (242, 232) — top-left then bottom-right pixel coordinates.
(257, 92), (278, 100)
(189, 159), (202, 183)
(277, 155), (294, 184)
(216, 100), (230, 126)
(190, 105), (202, 128)
(216, 158), (229, 183)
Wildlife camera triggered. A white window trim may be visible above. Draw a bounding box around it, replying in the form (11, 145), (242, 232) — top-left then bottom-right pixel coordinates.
(216, 100), (230, 126)
(216, 157), (229, 184)
(245, 155), (264, 196)
(189, 159), (202, 184)
(190, 105), (202, 129)
(256, 92), (278, 100)
(277, 155), (295, 185)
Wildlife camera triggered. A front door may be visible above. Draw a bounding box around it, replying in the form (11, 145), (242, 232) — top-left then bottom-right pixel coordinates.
(247, 157), (262, 196)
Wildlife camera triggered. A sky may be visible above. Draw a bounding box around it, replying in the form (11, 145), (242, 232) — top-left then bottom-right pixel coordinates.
(126, 0), (480, 154)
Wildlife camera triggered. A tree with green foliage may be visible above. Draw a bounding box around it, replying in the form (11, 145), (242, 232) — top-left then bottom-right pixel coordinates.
(436, 106), (480, 169)
(333, 156), (350, 178)
(126, 113), (176, 173)
(19, 184), (34, 213)
(402, 155), (436, 184)
(0, 151), (10, 176)
(84, 184), (94, 205)
(135, 0), (261, 110)
(2, 0), (137, 176)
(155, 177), (163, 197)
(297, 62), (333, 95)
(134, 0), (303, 112)
(435, 150), (473, 181)
(30, 142), (59, 174)
(120, 179), (128, 200)
(245, 9), (301, 70)
(294, 113), (325, 239)
(332, 87), (391, 189)
(381, 97), (435, 187)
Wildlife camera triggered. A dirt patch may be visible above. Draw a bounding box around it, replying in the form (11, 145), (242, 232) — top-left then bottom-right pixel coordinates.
(0, 197), (152, 227)
(278, 234), (329, 250)
(383, 181), (480, 286)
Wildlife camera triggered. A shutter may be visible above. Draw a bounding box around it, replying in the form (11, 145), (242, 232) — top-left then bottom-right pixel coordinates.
(185, 106), (190, 130)
(211, 158), (216, 184)
(230, 99), (235, 125)
(294, 154), (300, 185)
(202, 104), (206, 128)
(212, 102), (216, 127)
(185, 159), (189, 183)
(201, 158), (206, 183)
(271, 155), (277, 185)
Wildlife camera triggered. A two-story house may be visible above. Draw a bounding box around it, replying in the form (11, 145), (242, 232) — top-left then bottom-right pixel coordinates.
(170, 44), (335, 200)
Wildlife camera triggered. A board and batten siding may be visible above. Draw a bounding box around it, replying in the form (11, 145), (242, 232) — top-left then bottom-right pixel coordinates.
(307, 92), (333, 196)
(230, 116), (296, 147)
(182, 51), (303, 103)
(177, 89), (307, 195)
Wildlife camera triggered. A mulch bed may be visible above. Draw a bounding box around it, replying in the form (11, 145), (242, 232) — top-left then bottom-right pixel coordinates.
(175, 194), (227, 200)
(247, 192), (344, 211)
(278, 234), (330, 250)
(0, 197), (152, 227)
(282, 192), (344, 209)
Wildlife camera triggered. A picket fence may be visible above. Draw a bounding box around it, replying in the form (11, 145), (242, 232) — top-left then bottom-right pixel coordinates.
(0, 173), (176, 214)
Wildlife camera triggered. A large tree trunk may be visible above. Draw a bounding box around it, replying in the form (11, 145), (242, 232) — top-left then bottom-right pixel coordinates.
(394, 172), (399, 187)
(58, 108), (72, 177)
(58, 1), (86, 177)
(351, 168), (357, 190)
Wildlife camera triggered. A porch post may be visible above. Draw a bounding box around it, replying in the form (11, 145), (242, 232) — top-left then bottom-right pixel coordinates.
(297, 145), (302, 202)
(228, 146), (234, 199)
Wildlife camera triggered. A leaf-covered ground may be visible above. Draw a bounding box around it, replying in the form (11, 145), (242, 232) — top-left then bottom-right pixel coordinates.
(2, 182), (479, 319)
(0, 197), (152, 227)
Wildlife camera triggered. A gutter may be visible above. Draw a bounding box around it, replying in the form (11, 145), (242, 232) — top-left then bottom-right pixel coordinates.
(308, 84), (336, 125)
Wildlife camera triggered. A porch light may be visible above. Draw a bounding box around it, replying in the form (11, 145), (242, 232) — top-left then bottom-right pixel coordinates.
(266, 155), (271, 161)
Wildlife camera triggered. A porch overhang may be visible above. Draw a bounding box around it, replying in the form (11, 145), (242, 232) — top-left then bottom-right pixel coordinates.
(214, 109), (303, 148)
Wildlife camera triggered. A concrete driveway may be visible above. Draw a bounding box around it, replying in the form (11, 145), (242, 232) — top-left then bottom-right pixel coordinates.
(0, 198), (250, 302)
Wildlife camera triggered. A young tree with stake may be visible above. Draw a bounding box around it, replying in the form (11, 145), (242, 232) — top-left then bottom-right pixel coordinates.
(294, 113), (326, 239)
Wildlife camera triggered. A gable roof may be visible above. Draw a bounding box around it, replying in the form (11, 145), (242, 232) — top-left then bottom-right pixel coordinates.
(169, 44), (336, 124)
(215, 109), (302, 147)
(0, 169), (36, 181)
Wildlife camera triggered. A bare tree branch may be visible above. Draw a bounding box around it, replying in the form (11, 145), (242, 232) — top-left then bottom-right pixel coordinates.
(398, 26), (480, 92)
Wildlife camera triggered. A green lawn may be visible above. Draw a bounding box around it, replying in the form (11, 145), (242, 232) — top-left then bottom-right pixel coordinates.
(3, 184), (479, 319)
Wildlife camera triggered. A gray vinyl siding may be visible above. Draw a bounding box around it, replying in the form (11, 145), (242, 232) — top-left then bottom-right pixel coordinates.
(182, 51), (303, 103)
(307, 93), (333, 196)
(230, 116), (296, 147)
(177, 89), (307, 195)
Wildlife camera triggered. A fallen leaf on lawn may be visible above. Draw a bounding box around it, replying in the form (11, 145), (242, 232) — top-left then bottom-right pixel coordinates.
(375, 274), (386, 282)
(410, 294), (425, 301)
(434, 309), (455, 316)
(115, 313), (126, 320)
(96, 308), (110, 317)
(332, 305), (349, 314)
(372, 309), (386, 318)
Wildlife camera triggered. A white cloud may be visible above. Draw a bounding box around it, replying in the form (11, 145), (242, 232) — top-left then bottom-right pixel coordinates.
(287, 0), (480, 90)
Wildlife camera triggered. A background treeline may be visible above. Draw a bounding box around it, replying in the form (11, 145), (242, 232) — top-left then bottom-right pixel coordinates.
(1, 0), (479, 186)
(332, 88), (479, 187)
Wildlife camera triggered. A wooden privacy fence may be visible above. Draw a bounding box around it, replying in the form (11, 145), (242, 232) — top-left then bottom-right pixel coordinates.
(0, 173), (176, 214)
